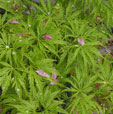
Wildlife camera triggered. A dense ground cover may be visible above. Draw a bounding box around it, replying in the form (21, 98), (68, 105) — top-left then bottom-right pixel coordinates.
(0, 0), (113, 114)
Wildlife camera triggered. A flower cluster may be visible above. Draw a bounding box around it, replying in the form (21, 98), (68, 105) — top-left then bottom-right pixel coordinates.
(36, 70), (58, 85)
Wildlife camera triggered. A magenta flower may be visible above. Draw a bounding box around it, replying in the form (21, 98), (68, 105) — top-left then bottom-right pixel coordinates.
(77, 38), (85, 45)
(17, 34), (25, 37)
(50, 74), (59, 85)
(36, 70), (49, 77)
(42, 35), (52, 40)
(10, 20), (20, 24)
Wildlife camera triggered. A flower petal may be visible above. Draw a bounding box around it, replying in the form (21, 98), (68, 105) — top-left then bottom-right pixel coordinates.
(42, 35), (52, 40)
(50, 74), (59, 85)
(17, 34), (25, 37)
(49, 79), (59, 85)
(52, 74), (57, 79)
(10, 20), (20, 24)
(105, 49), (110, 53)
(77, 38), (85, 45)
(49, 82), (57, 85)
(36, 70), (49, 77)
(42, 21), (46, 26)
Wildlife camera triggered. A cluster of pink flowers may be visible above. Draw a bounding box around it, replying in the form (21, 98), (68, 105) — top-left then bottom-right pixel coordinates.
(10, 22), (85, 44)
(10, 20), (53, 40)
(36, 70), (58, 85)
(41, 21), (53, 40)
(10, 20), (25, 37)
(9, 21), (86, 47)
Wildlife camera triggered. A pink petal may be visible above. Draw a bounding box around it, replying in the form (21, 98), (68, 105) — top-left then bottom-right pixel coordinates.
(105, 49), (110, 53)
(97, 58), (100, 62)
(77, 38), (85, 45)
(10, 20), (20, 24)
(49, 82), (57, 85)
(17, 34), (25, 37)
(36, 70), (49, 77)
(52, 74), (57, 79)
(42, 21), (46, 26)
(55, 79), (59, 82)
(50, 74), (59, 85)
(42, 35), (52, 40)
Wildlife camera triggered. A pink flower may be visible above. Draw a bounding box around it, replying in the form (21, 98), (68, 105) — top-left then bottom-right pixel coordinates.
(17, 34), (25, 37)
(42, 35), (52, 40)
(42, 21), (46, 26)
(36, 70), (49, 77)
(50, 74), (59, 85)
(105, 49), (110, 53)
(49, 82), (57, 85)
(10, 20), (20, 24)
(97, 58), (100, 62)
(77, 38), (85, 45)
(52, 74), (57, 79)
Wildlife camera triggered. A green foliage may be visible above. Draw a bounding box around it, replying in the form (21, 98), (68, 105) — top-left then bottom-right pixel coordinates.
(1, 87), (67, 114)
(0, 0), (113, 114)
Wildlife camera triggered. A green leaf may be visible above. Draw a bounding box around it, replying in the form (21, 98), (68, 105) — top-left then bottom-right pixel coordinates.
(40, 0), (48, 13)
(1, 11), (7, 25)
(67, 47), (81, 68)
(1, 74), (11, 97)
